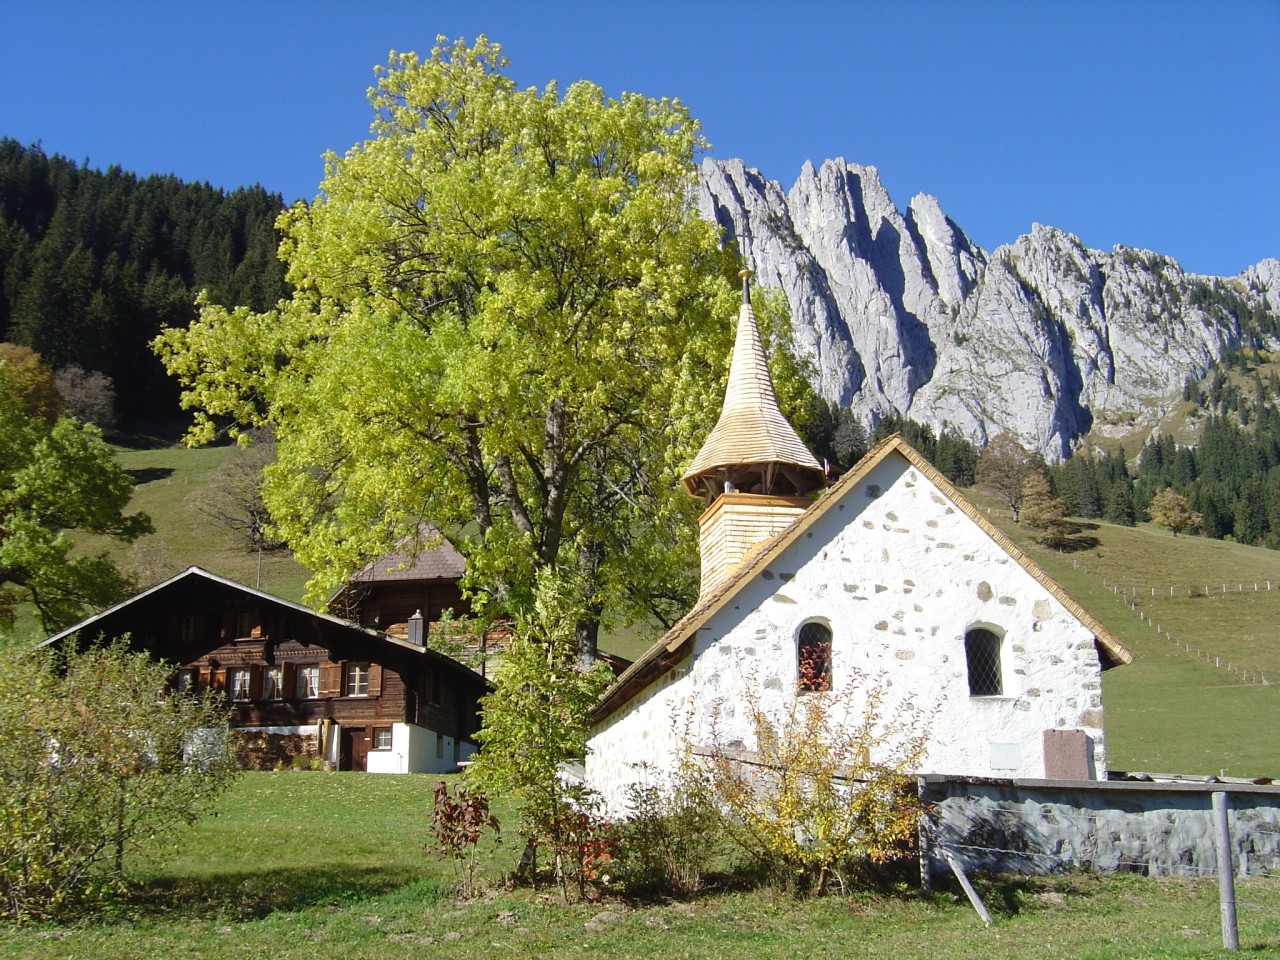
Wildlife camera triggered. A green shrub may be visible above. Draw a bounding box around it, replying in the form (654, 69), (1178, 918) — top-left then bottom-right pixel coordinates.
(616, 767), (724, 898)
(0, 640), (237, 922)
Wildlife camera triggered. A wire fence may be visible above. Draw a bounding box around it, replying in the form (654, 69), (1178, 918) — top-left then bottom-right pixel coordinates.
(1090, 568), (1274, 686)
(1043, 546), (1277, 685)
(979, 504), (1280, 686)
(921, 779), (1280, 946)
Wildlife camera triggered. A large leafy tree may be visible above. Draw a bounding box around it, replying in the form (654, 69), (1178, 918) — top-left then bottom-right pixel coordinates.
(155, 37), (739, 658)
(0, 361), (150, 631)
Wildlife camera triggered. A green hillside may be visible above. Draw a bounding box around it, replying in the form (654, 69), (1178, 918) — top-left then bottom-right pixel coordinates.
(979, 498), (1280, 778)
(74, 441), (310, 607)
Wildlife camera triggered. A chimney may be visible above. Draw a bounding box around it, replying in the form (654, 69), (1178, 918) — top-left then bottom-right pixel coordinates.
(407, 609), (424, 646)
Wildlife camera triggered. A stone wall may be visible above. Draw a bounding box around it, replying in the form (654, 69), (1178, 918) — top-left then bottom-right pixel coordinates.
(921, 775), (1280, 878)
(587, 452), (1112, 814)
(232, 730), (320, 771)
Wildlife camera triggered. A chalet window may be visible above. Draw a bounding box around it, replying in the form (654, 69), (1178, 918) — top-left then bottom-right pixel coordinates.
(965, 628), (1003, 697)
(229, 668), (252, 701)
(235, 611), (252, 638)
(180, 614), (197, 643)
(345, 662), (370, 697)
(296, 664), (320, 699)
(797, 621), (833, 692)
(176, 669), (196, 693)
(372, 727), (393, 750)
(263, 666), (283, 700)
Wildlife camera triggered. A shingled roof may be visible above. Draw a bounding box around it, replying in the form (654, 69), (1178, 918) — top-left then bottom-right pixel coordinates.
(344, 523), (466, 584)
(681, 274), (825, 500)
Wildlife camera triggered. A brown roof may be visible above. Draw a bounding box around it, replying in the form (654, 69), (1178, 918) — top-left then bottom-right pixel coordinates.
(41, 565), (474, 671)
(681, 295), (824, 498)
(595, 434), (1132, 722)
(345, 523), (466, 584)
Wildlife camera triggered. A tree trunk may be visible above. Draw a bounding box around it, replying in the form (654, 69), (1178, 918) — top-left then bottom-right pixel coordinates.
(575, 538), (604, 671)
(575, 617), (599, 673)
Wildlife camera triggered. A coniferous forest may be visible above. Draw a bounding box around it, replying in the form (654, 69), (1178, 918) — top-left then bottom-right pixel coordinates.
(1047, 351), (1280, 549)
(0, 139), (289, 423)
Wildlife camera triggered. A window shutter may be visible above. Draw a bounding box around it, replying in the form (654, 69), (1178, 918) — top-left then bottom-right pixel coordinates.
(319, 661), (341, 697)
(249, 664), (263, 699)
(282, 662), (296, 698)
(367, 663), (383, 697)
(212, 668), (227, 692)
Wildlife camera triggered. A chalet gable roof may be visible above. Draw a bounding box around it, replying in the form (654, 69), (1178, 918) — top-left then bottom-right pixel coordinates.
(41, 566), (467, 669)
(593, 434), (1132, 722)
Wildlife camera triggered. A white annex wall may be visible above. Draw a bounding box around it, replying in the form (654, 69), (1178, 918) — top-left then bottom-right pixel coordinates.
(365, 723), (475, 775)
(587, 451), (1106, 815)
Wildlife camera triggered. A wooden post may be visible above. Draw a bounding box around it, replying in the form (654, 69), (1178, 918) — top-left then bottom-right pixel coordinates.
(917, 778), (932, 894)
(1212, 791), (1239, 951)
(921, 818), (990, 926)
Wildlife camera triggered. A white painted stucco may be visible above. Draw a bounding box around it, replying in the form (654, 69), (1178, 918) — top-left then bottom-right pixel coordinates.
(587, 451), (1107, 814)
(366, 722), (478, 775)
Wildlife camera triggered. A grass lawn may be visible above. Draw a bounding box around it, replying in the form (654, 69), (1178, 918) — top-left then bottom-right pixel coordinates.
(2, 772), (1277, 959)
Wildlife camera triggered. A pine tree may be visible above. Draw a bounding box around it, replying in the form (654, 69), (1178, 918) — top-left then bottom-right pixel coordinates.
(1104, 480), (1136, 527)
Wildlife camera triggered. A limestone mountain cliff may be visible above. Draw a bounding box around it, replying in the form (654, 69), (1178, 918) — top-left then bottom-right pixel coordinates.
(697, 157), (1279, 460)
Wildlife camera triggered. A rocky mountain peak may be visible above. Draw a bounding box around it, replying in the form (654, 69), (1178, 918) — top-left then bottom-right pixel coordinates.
(696, 158), (1277, 460)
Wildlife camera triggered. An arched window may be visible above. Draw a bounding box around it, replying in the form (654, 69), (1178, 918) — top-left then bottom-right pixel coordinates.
(797, 621), (832, 692)
(965, 628), (1003, 696)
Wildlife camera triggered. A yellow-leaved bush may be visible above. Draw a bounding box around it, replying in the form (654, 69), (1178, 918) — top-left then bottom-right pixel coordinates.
(684, 668), (934, 895)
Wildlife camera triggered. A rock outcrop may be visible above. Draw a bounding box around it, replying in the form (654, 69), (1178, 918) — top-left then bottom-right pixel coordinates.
(697, 158), (1276, 460)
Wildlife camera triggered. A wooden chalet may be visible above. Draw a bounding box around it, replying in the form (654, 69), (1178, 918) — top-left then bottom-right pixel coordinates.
(42, 566), (487, 774)
(329, 524), (471, 633)
(327, 524), (523, 679)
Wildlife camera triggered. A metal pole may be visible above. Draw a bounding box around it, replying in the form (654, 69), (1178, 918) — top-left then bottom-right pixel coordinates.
(1212, 790), (1239, 951)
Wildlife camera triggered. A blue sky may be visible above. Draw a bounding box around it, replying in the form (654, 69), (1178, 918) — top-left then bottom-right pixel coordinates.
(2, 1), (1276, 277)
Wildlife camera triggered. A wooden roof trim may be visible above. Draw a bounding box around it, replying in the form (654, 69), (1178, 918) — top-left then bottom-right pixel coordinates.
(593, 434), (1131, 722)
(40, 565), (475, 669)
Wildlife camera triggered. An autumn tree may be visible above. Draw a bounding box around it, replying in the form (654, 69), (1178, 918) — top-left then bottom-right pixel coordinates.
(1019, 473), (1072, 547)
(1148, 487), (1201, 537)
(0, 367), (151, 630)
(0, 343), (61, 424)
(154, 37), (739, 661)
(975, 433), (1041, 522)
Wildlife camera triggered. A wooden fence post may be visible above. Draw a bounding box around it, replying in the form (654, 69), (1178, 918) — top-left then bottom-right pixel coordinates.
(1212, 790), (1239, 951)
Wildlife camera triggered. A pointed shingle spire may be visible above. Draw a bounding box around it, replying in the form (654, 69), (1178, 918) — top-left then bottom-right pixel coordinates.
(682, 272), (825, 501)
